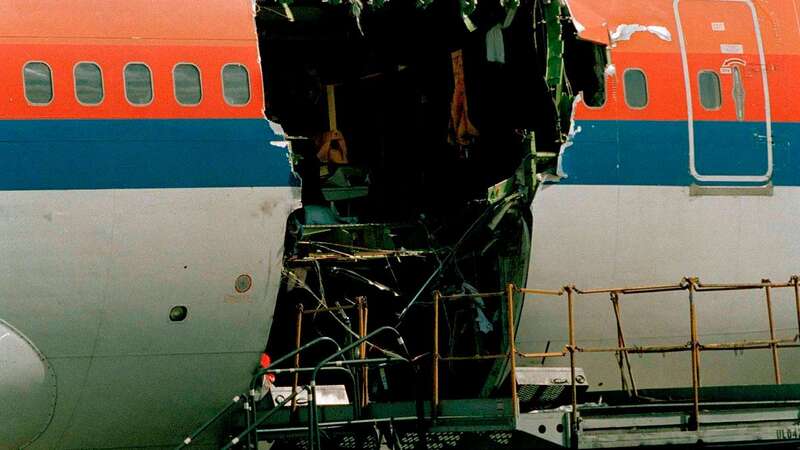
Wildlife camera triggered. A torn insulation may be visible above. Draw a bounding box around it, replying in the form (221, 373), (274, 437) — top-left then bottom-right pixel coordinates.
(611, 23), (672, 43)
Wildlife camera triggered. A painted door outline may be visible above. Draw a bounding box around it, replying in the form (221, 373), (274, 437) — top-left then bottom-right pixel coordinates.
(674, 0), (773, 183)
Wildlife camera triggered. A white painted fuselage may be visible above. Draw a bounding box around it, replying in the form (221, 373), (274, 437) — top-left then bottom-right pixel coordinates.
(521, 0), (800, 393)
(1, 186), (298, 448)
(521, 185), (800, 390)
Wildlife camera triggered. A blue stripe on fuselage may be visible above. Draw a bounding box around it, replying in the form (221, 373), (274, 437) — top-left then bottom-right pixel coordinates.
(558, 120), (794, 186)
(0, 119), (297, 190)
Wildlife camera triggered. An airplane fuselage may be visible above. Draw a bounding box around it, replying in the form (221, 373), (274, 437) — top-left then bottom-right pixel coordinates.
(522, 0), (800, 391)
(0, 1), (299, 448)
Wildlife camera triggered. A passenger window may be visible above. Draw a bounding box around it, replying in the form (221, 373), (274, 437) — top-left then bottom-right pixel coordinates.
(173, 64), (202, 105)
(124, 63), (153, 105)
(698, 71), (721, 110)
(24, 62), (53, 105)
(222, 64), (251, 106)
(623, 69), (648, 109)
(75, 63), (104, 105)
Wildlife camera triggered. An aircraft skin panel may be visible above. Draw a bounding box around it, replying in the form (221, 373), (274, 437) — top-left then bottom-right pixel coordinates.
(556, 120), (800, 185)
(0, 43), (265, 121)
(0, 1), (303, 447)
(523, 184), (800, 389)
(0, 0), (259, 43)
(0, 119), (295, 190)
(526, 0), (800, 391)
(38, 354), (267, 449)
(0, 186), (298, 448)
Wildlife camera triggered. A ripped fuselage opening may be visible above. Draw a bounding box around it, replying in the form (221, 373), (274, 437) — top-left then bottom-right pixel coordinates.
(565, 33), (608, 108)
(255, 0), (605, 401)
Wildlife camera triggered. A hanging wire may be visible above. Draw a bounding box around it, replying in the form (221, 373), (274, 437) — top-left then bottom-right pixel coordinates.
(283, 268), (406, 359)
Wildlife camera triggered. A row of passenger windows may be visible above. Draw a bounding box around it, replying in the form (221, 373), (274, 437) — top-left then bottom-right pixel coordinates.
(23, 62), (251, 106)
(622, 68), (724, 111)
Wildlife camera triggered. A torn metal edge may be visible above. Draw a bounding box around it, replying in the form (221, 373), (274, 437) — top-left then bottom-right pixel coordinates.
(562, 0), (583, 31)
(555, 94), (585, 180)
(610, 24), (672, 43)
(252, 0), (303, 196)
(562, 0), (609, 45)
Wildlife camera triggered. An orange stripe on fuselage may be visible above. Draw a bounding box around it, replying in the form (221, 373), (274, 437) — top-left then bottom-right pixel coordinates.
(0, 42), (264, 119)
(571, 0), (800, 124)
(576, 50), (798, 123)
(0, 0), (257, 42)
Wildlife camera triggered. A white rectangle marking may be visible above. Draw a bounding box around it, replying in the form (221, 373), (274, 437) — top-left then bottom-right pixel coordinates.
(721, 44), (744, 54)
(712, 22), (726, 31)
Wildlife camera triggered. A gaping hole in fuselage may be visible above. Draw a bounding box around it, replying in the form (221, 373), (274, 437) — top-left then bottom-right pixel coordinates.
(254, 0), (606, 401)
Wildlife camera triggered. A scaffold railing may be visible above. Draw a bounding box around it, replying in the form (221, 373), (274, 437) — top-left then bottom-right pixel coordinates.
(179, 276), (800, 449)
(505, 275), (800, 441)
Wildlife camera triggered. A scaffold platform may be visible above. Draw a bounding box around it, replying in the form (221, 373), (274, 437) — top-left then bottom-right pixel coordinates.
(176, 277), (800, 449)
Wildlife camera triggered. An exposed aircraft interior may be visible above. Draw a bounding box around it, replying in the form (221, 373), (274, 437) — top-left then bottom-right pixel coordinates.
(254, 0), (606, 402)
(14, 1), (800, 447)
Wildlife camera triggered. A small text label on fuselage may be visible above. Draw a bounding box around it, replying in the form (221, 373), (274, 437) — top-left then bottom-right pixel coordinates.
(776, 423), (800, 440)
(721, 44), (745, 54)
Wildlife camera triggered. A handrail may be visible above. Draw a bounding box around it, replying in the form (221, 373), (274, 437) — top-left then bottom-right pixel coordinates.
(184, 275), (800, 449)
(513, 274), (800, 445)
(176, 336), (343, 449)
(289, 300), (370, 413)
(250, 336), (343, 391)
(308, 326), (410, 450)
(428, 275), (800, 447)
(233, 366), (357, 450)
(246, 336), (344, 446)
(174, 394), (246, 450)
(432, 284), (522, 420)
(437, 291), (506, 300)
(221, 385), (311, 450)
(266, 357), (414, 450)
